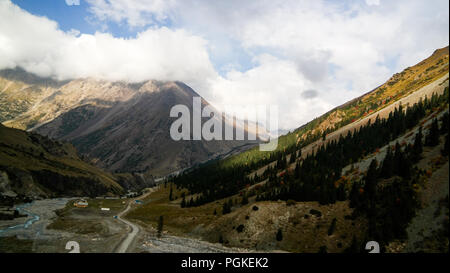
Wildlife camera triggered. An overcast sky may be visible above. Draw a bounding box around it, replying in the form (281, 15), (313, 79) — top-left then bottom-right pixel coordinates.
(0, 0), (449, 129)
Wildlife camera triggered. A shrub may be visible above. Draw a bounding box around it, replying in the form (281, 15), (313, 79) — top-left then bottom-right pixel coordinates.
(236, 225), (245, 233)
(328, 218), (337, 236)
(310, 209), (322, 217)
(318, 246), (327, 253)
(286, 199), (296, 206)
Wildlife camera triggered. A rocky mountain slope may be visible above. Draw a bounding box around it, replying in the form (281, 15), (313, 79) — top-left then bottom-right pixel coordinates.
(0, 71), (257, 176)
(0, 124), (123, 199)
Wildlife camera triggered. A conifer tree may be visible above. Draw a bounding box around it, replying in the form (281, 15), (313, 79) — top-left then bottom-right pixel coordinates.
(328, 218), (337, 236)
(440, 112), (449, 134)
(411, 126), (423, 162)
(222, 200), (232, 214)
(157, 215), (164, 238)
(294, 161), (301, 179)
(180, 195), (186, 208)
(364, 159), (379, 207)
(425, 118), (440, 147)
(442, 134), (449, 156)
(337, 183), (346, 201)
(222, 202), (228, 214)
(289, 150), (297, 164)
(380, 146), (394, 178)
(241, 194), (249, 205)
(276, 228), (283, 241)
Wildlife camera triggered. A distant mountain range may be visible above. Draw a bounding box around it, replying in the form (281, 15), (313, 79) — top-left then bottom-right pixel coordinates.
(0, 70), (258, 176)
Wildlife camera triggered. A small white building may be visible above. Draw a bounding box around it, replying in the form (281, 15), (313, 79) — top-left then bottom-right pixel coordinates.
(74, 199), (88, 208)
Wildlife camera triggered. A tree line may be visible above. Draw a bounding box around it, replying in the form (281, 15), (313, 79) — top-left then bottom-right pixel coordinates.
(171, 88), (448, 210)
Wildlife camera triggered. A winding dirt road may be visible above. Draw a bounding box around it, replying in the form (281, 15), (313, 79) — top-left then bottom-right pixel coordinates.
(115, 203), (139, 253)
(115, 187), (158, 253)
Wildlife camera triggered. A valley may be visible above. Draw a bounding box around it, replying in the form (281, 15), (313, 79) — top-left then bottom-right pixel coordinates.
(0, 46), (448, 253)
(126, 47), (449, 253)
(0, 189), (255, 253)
(123, 107), (447, 253)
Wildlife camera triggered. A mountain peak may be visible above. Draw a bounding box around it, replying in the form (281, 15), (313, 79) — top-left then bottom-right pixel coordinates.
(432, 45), (449, 56)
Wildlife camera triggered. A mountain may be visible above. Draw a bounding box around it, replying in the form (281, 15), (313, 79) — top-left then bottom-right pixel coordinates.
(300, 46), (450, 139)
(0, 124), (123, 199)
(169, 45), (449, 215)
(0, 68), (68, 125)
(133, 46), (449, 253)
(220, 46), (450, 166)
(0, 71), (258, 176)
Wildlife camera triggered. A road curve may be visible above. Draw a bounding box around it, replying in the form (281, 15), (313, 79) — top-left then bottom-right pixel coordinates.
(115, 202), (140, 253)
(115, 187), (157, 253)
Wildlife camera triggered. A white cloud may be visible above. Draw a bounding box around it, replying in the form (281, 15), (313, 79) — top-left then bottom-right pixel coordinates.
(0, 0), (448, 130)
(215, 0), (447, 93)
(207, 55), (333, 129)
(365, 0), (380, 6)
(67, 28), (81, 37)
(0, 0), (216, 90)
(84, 1), (448, 125)
(86, 0), (176, 27)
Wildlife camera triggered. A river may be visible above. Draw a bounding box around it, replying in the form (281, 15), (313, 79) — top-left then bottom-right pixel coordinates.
(0, 202), (40, 234)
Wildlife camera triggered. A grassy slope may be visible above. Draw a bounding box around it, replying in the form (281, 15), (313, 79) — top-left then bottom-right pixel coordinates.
(48, 198), (127, 235)
(0, 124), (123, 196)
(126, 185), (221, 234)
(126, 183), (367, 253)
(0, 236), (33, 253)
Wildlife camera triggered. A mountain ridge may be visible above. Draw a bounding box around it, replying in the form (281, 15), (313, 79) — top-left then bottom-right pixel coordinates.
(0, 123), (123, 199)
(0, 71), (258, 176)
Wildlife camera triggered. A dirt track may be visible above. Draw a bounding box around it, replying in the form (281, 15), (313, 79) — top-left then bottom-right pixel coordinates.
(115, 188), (157, 253)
